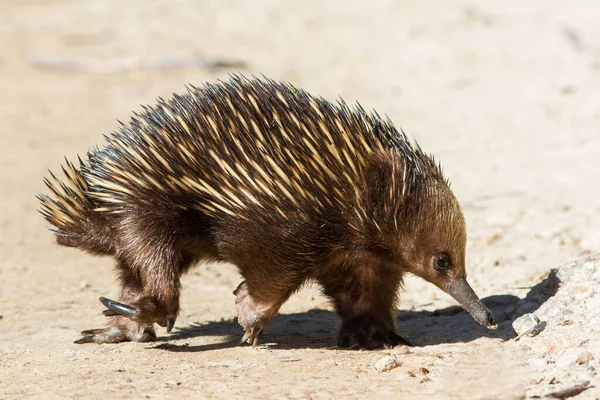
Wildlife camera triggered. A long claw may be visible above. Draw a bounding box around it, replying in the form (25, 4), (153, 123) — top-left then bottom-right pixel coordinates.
(251, 326), (263, 347)
(166, 318), (175, 333)
(101, 309), (119, 317)
(389, 330), (412, 347)
(74, 335), (96, 344)
(99, 297), (139, 318)
(80, 328), (105, 335)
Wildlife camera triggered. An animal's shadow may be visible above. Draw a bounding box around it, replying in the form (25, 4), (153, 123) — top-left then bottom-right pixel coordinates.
(154, 271), (559, 353)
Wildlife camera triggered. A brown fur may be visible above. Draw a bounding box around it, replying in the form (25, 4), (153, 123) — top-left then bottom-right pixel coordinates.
(39, 75), (477, 347)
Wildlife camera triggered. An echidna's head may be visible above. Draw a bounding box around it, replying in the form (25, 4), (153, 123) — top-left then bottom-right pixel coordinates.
(399, 180), (467, 284)
(390, 170), (496, 330)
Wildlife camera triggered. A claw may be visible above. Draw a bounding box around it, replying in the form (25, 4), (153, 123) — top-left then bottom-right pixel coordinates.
(75, 328), (107, 344)
(99, 297), (139, 318)
(240, 327), (263, 346)
(74, 336), (95, 344)
(240, 330), (251, 344)
(389, 330), (412, 347)
(166, 318), (175, 333)
(252, 329), (262, 347)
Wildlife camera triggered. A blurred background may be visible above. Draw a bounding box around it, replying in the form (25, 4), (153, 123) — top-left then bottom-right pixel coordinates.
(1, 0), (599, 397)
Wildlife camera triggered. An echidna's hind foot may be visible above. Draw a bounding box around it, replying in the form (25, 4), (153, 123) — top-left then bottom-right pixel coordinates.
(233, 281), (282, 346)
(98, 295), (177, 332)
(75, 316), (156, 344)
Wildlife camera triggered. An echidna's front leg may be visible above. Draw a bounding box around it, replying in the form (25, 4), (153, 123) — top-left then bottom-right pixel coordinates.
(233, 280), (297, 346)
(318, 260), (412, 349)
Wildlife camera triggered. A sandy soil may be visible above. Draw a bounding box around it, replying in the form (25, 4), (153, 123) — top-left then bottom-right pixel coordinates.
(1, 1), (599, 398)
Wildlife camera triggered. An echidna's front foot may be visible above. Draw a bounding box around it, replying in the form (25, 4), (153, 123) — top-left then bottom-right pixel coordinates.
(337, 316), (412, 350)
(99, 296), (177, 333)
(74, 316), (156, 344)
(234, 281), (279, 346)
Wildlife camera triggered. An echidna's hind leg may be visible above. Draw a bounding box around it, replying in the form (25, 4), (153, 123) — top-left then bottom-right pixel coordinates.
(76, 262), (156, 343)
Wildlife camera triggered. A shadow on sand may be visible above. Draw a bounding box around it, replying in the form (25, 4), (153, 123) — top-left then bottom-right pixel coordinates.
(153, 270), (559, 353)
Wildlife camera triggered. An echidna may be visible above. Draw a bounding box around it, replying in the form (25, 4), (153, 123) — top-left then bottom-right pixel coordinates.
(39, 75), (496, 348)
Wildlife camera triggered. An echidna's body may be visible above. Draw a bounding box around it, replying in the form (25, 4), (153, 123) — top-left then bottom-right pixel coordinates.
(40, 75), (495, 347)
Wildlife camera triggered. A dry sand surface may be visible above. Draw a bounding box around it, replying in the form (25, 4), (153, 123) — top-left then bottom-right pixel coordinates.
(1, 1), (599, 398)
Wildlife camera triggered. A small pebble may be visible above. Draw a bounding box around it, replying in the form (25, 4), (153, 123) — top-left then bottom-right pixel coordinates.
(512, 313), (541, 336)
(375, 355), (403, 372)
(576, 351), (594, 365)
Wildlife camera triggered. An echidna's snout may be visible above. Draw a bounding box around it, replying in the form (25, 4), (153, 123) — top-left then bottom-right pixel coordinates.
(445, 278), (497, 329)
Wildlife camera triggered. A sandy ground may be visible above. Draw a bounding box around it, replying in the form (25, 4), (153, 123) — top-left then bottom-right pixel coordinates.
(1, 1), (599, 398)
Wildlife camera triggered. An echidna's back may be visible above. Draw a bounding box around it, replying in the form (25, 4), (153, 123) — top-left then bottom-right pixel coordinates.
(41, 76), (443, 253)
(83, 76), (412, 222)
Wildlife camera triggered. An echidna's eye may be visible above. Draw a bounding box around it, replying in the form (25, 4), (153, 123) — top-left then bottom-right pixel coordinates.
(434, 252), (452, 272)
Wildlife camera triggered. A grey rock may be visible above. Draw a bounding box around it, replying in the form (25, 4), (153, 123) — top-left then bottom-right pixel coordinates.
(556, 256), (600, 284)
(512, 313), (541, 336)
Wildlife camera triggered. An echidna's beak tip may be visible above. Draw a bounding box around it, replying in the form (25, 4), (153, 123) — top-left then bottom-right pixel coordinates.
(445, 278), (496, 329)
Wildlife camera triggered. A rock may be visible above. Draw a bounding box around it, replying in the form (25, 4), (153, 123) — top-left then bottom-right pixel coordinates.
(556, 257), (600, 284)
(375, 355), (403, 372)
(512, 313), (541, 336)
(576, 351), (594, 365)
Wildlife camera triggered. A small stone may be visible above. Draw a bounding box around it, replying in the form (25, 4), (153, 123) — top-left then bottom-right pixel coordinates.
(576, 351), (594, 365)
(375, 355), (403, 372)
(512, 313), (541, 336)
